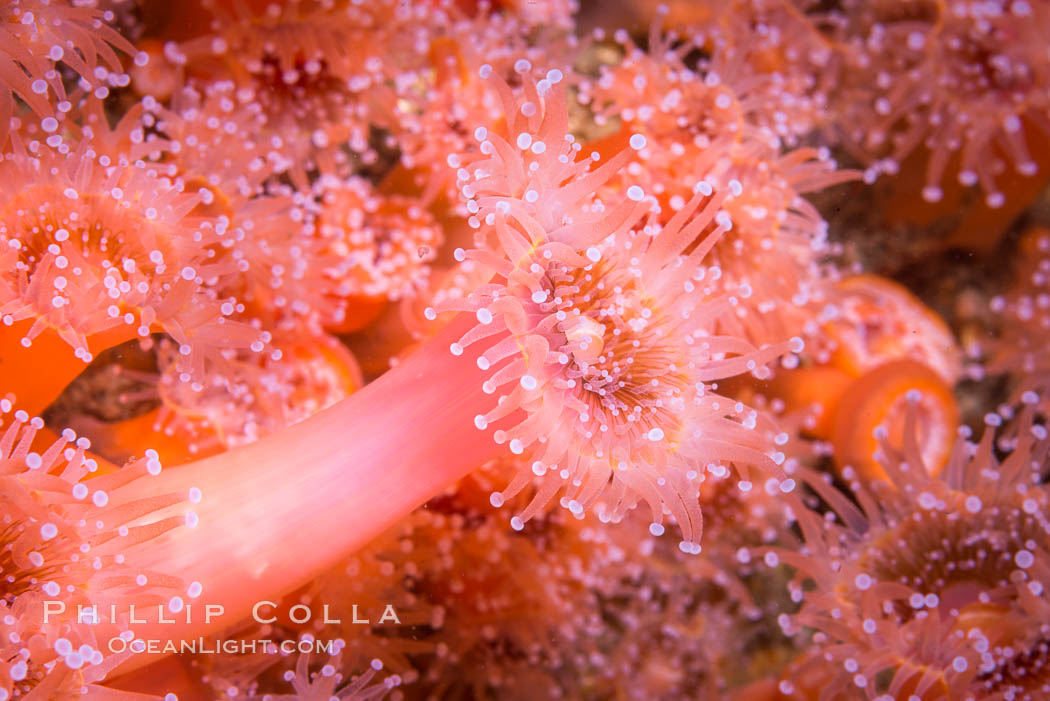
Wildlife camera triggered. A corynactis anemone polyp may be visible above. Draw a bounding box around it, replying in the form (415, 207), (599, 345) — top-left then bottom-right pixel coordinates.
(830, 358), (960, 482)
(165, 0), (429, 188)
(391, 8), (573, 203)
(0, 399), (195, 700)
(767, 399), (1050, 700)
(203, 644), (401, 700)
(821, 274), (963, 386)
(580, 21), (853, 348)
(696, 0), (837, 144)
(246, 654), (398, 701)
(829, 0), (1050, 206)
(571, 474), (798, 700)
(314, 175), (443, 321)
(979, 227), (1050, 415)
(7, 1), (1050, 698)
(150, 88), (346, 335)
(364, 465), (599, 699)
(151, 330), (363, 450)
(0, 105), (267, 415)
(766, 274), (963, 481)
(431, 64), (801, 551)
(0, 0), (145, 144)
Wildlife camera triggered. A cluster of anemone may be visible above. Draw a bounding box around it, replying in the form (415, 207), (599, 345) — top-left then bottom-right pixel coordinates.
(0, 1), (1048, 700)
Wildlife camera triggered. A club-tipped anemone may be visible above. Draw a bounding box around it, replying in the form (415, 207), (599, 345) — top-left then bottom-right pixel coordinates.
(70, 407), (225, 468)
(72, 70), (809, 674)
(696, 0), (838, 143)
(210, 646), (400, 701)
(0, 0), (146, 145)
(314, 176), (443, 311)
(763, 274), (962, 479)
(428, 63), (802, 552)
(580, 23), (854, 347)
(766, 398), (1050, 700)
(0, 398), (194, 699)
(148, 86), (349, 335)
(829, 0), (1050, 204)
(821, 274), (963, 385)
(0, 3), (1043, 699)
(587, 10), (834, 149)
(980, 228), (1050, 415)
(181, 518), (430, 698)
(530, 468), (796, 700)
(368, 464), (601, 699)
(392, 10), (569, 202)
(166, 0), (433, 188)
(67, 330), (363, 466)
(152, 331), (363, 450)
(0, 109), (267, 413)
(583, 539), (762, 699)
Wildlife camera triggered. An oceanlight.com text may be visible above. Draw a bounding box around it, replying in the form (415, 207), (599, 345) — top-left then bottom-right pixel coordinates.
(108, 636), (340, 656)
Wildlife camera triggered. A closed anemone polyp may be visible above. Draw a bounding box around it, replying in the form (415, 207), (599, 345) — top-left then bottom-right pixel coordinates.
(825, 274), (963, 384)
(429, 64), (800, 553)
(831, 359), (960, 482)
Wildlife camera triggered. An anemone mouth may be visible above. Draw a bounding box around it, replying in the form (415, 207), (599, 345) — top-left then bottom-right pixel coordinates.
(869, 491), (1041, 579)
(547, 258), (690, 454)
(932, 4), (1048, 103)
